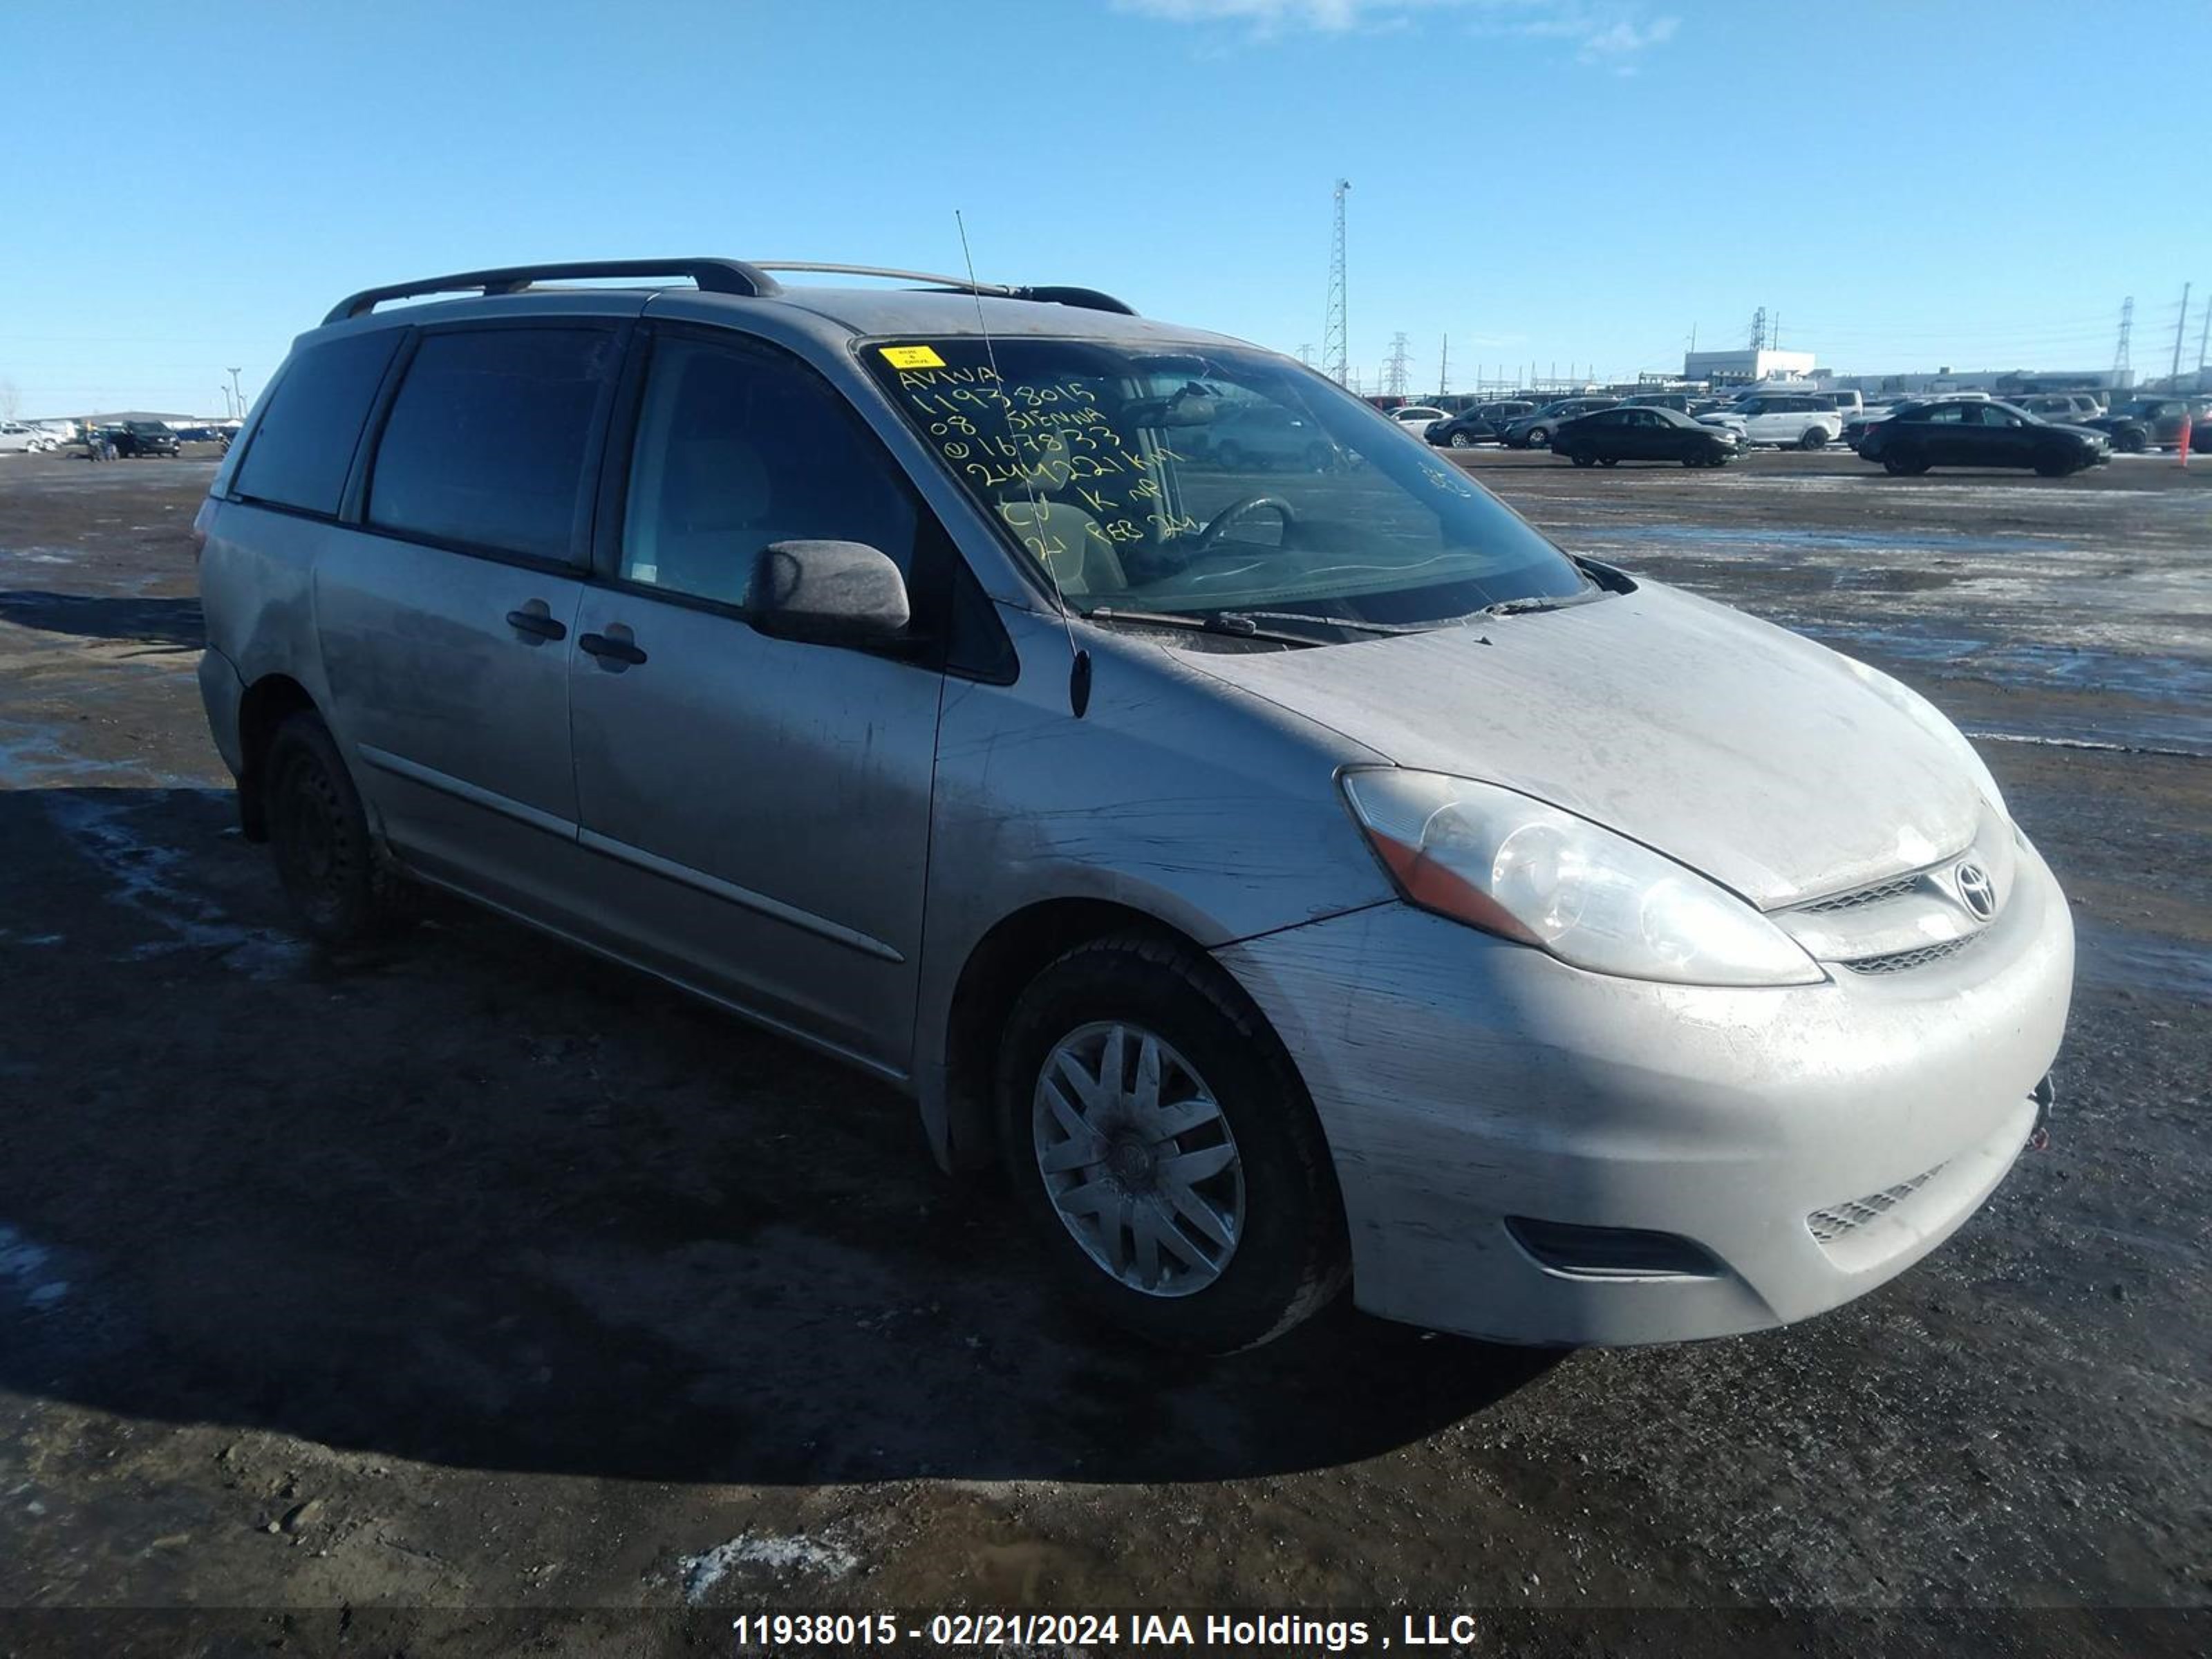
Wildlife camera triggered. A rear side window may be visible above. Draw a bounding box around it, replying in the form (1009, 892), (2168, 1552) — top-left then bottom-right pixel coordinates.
(232, 329), (403, 516)
(367, 328), (616, 563)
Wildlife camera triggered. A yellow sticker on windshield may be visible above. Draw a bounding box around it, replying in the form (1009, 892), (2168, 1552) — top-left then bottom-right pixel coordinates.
(880, 344), (946, 369)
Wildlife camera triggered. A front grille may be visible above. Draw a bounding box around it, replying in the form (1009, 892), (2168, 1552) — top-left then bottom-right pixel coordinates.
(1808, 1165), (1946, 1244)
(1841, 934), (1980, 975)
(1801, 875), (1920, 915)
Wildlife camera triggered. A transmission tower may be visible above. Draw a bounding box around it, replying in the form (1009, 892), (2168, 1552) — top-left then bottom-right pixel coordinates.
(1324, 179), (1351, 387)
(2112, 297), (2133, 377)
(1384, 332), (1412, 397)
(1747, 308), (1768, 352)
(1297, 343), (1315, 367)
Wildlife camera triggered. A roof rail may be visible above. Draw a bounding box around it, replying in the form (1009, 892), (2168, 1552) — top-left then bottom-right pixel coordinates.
(323, 259), (782, 326)
(753, 263), (1138, 317)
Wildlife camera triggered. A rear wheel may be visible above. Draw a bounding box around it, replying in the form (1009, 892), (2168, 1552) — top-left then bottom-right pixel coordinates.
(1799, 427), (1828, 451)
(265, 713), (411, 946)
(996, 933), (1349, 1353)
(1883, 447), (1930, 476)
(2115, 427), (2148, 454)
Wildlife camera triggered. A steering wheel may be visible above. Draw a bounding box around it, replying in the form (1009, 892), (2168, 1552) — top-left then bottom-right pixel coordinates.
(1193, 494), (1297, 552)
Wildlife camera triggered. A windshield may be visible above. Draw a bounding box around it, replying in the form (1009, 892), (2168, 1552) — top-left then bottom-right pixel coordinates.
(865, 337), (1586, 628)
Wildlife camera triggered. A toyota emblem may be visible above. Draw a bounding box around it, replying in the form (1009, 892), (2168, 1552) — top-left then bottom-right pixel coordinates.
(1956, 863), (1996, 920)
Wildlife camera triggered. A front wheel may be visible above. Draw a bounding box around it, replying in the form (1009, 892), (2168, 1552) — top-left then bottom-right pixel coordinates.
(1569, 450), (1596, 468)
(2115, 428), (2148, 453)
(1449, 431), (1473, 449)
(1526, 427), (1551, 449)
(265, 712), (411, 946)
(996, 934), (1349, 1353)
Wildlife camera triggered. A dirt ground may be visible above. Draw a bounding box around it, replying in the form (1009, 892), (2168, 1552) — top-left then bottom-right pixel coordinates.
(0, 447), (2206, 1654)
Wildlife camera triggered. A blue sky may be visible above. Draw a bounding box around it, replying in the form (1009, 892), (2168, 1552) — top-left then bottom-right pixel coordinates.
(3, 0), (2205, 415)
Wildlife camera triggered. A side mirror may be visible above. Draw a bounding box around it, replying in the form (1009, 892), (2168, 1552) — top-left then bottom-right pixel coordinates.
(747, 540), (910, 646)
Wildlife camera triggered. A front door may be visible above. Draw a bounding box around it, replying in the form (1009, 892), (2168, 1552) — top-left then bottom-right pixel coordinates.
(565, 327), (948, 1072)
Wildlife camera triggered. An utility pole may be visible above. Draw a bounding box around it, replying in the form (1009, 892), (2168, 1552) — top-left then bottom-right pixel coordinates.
(1438, 334), (1449, 399)
(227, 367), (245, 415)
(2197, 293), (2209, 373)
(2172, 283), (2192, 385)
(1297, 343), (1314, 367)
(1323, 179), (1351, 388)
(2113, 297), (2134, 379)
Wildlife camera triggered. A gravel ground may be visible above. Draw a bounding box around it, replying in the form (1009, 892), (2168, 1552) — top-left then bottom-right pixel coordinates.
(0, 447), (2205, 1655)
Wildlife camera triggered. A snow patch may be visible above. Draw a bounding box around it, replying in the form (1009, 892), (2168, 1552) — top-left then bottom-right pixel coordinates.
(43, 793), (310, 980)
(677, 1531), (860, 1604)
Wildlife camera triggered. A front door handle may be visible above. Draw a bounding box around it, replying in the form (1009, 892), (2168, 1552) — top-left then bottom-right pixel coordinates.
(579, 631), (648, 666)
(506, 608), (567, 641)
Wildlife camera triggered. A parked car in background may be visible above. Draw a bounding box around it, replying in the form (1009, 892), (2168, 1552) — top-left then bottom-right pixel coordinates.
(194, 255), (2072, 1354)
(1624, 392), (1697, 414)
(2081, 397), (2206, 453)
(2012, 393), (2103, 425)
(1502, 397), (1619, 449)
(1201, 400), (1344, 471)
(1821, 390), (1865, 420)
(1857, 399), (2110, 476)
(1698, 393), (1843, 451)
(111, 420), (182, 458)
(1553, 406), (1741, 469)
(1427, 400), (1535, 448)
(1388, 405), (1450, 441)
(0, 420), (44, 454)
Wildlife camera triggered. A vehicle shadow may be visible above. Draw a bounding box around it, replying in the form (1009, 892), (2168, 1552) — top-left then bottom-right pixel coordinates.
(0, 590), (205, 651)
(0, 785), (1562, 1488)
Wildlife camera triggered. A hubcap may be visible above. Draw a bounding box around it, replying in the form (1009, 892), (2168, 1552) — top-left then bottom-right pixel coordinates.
(1032, 1022), (1244, 1297)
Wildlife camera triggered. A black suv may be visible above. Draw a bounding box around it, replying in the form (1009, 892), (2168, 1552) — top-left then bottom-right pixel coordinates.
(1426, 400), (1535, 448)
(112, 421), (182, 458)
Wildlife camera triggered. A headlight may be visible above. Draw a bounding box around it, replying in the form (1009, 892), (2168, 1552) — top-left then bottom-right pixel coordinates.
(1341, 770), (1824, 988)
(1833, 655), (2007, 819)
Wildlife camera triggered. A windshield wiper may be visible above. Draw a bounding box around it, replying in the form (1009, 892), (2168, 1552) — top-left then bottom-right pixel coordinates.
(1214, 609), (1443, 638)
(1474, 587), (1611, 619)
(1080, 606), (1326, 648)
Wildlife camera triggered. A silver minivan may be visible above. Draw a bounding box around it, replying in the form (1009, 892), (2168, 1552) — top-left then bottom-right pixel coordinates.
(195, 259), (2072, 1353)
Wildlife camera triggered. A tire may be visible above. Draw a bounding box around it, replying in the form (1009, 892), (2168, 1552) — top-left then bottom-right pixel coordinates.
(1798, 428), (1828, 451)
(1569, 451), (1596, 468)
(1599, 456), (1619, 467)
(1526, 427), (1551, 449)
(1449, 431), (1473, 449)
(1681, 447), (1705, 467)
(995, 932), (1349, 1353)
(1882, 448), (1929, 476)
(264, 712), (411, 946)
(2114, 427), (2148, 454)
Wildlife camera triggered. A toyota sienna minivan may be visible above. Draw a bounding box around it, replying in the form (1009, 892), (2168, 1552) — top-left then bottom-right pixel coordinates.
(194, 259), (2072, 1353)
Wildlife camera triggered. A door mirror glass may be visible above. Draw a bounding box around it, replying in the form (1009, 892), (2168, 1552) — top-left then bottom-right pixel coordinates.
(748, 540), (911, 644)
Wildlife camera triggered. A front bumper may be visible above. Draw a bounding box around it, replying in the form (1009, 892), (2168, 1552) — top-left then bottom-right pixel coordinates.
(1216, 834), (2074, 1346)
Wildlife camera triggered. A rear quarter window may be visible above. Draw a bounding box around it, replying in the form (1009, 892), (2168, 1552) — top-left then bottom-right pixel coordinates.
(232, 329), (404, 516)
(366, 327), (617, 563)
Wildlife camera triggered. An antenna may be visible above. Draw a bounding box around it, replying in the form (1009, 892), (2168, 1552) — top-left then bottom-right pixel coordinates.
(955, 210), (1089, 716)
(1324, 179), (1351, 388)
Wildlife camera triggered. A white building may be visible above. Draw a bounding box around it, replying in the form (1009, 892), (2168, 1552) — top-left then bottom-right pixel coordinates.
(1684, 348), (1817, 386)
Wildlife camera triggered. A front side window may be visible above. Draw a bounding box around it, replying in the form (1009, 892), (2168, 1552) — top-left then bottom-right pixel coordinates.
(863, 336), (1586, 632)
(621, 335), (919, 606)
(367, 327), (616, 563)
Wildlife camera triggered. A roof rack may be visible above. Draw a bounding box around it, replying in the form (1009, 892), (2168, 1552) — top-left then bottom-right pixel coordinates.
(323, 259), (782, 326)
(754, 263), (1138, 316)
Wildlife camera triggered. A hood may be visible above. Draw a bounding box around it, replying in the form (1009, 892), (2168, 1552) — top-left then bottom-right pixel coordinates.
(1181, 581), (1984, 910)
(2050, 422), (2109, 443)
